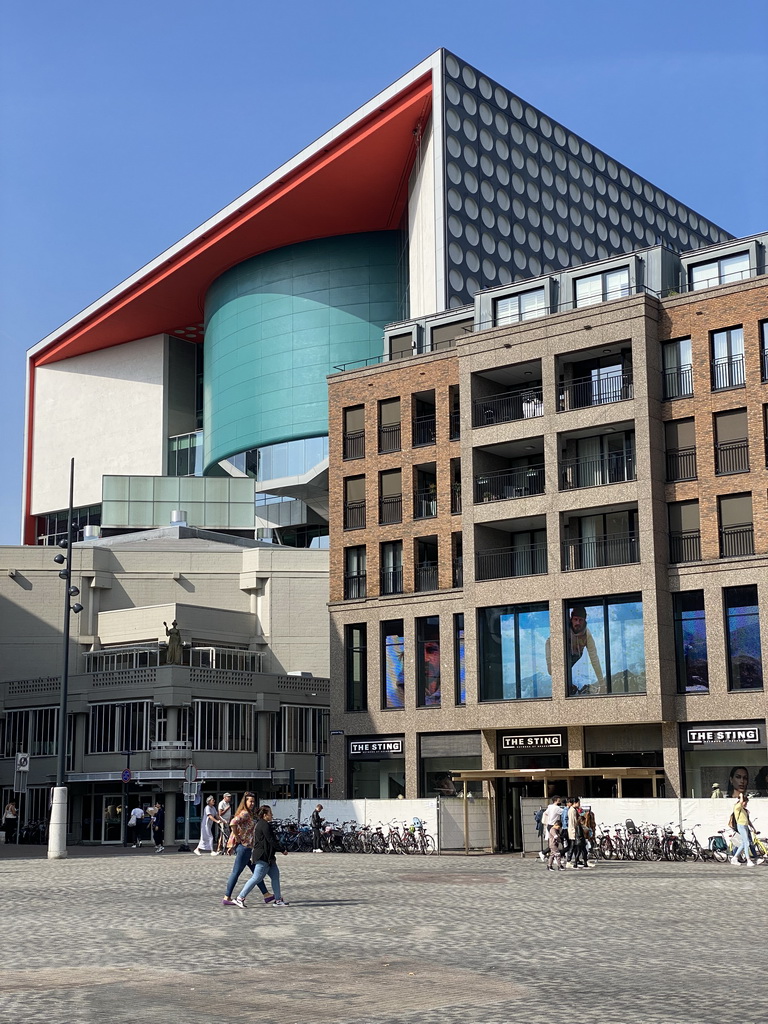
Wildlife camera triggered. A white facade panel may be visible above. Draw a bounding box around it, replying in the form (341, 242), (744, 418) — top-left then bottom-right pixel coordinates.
(407, 120), (439, 318)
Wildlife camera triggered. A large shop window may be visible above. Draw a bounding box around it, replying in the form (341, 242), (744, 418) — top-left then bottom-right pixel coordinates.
(673, 591), (709, 693)
(454, 613), (466, 705)
(345, 624), (368, 711)
(725, 586), (763, 691)
(561, 595), (646, 696)
(416, 616), (441, 707)
(478, 603), (551, 701)
(382, 620), (405, 710)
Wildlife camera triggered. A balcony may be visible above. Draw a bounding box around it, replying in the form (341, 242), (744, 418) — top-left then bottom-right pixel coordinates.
(560, 451), (635, 490)
(662, 365), (694, 400)
(449, 410), (461, 440)
(558, 371), (633, 412)
(414, 562), (438, 592)
(342, 430), (365, 460)
(379, 494), (402, 525)
(379, 423), (401, 453)
(413, 415), (436, 447)
(562, 533), (639, 571)
(720, 524), (754, 558)
(712, 356), (745, 391)
(476, 543), (548, 582)
(666, 446), (697, 482)
(343, 500), (366, 530)
(452, 557), (463, 588)
(472, 385), (543, 427)
(714, 439), (749, 475)
(669, 531), (701, 564)
(413, 489), (437, 519)
(83, 644), (264, 673)
(343, 573), (367, 600)
(762, 348), (768, 383)
(380, 567), (403, 595)
(451, 486), (462, 515)
(474, 465), (545, 504)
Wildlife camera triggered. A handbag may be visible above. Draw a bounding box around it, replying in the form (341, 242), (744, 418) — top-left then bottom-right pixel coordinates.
(728, 810), (738, 831)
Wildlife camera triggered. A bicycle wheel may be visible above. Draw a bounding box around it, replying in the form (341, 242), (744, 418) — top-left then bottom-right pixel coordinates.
(598, 836), (614, 860)
(420, 834), (436, 855)
(644, 837), (662, 861)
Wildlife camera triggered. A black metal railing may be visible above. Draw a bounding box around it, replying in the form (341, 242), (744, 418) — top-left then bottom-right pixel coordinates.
(715, 439), (749, 475)
(474, 465), (545, 503)
(449, 410), (461, 440)
(452, 557), (463, 588)
(712, 356), (745, 390)
(476, 544), (548, 581)
(472, 385), (543, 427)
(762, 348), (768, 383)
(669, 531), (701, 564)
(379, 494), (403, 525)
(451, 487), (462, 514)
(380, 567), (403, 595)
(558, 371), (633, 411)
(562, 533), (639, 571)
(343, 573), (367, 599)
(559, 451), (635, 490)
(720, 525), (754, 558)
(379, 423), (401, 453)
(413, 415), (436, 446)
(342, 430), (365, 460)
(414, 562), (438, 592)
(413, 489), (438, 519)
(343, 500), (366, 530)
(662, 365), (694, 400)
(666, 446), (697, 481)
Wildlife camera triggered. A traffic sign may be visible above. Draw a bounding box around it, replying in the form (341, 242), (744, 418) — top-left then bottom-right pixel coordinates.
(121, 768), (132, 783)
(183, 782), (201, 802)
(184, 763), (198, 783)
(15, 753), (29, 772)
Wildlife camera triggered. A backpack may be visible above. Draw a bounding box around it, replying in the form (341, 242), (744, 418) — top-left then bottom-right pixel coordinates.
(534, 808), (544, 835)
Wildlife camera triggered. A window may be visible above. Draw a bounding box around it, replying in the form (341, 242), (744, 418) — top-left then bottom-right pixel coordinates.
(380, 541), (403, 595)
(673, 592), (708, 693)
(343, 406), (365, 460)
(662, 338), (693, 399)
(665, 419), (697, 480)
(718, 493), (753, 557)
(2, 707), (59, 758)
(575, 267), (630, 307)
(562, 509), (638, 570)
(478, 603), (551, 700)
(560, 430), (635, 490)
(344, 546), (366, 600)
(415, 537), (439, 592)
(714, 409), (749, 474)
(689, 252), (750, 291)
(345, 624), (367, 711)
(668, 501), (701, 563)
(711, 327), (745, 390)
(389, 331), (413, 361)
(343, 476), (365, 530)
(761, 322), (768, 382)
(454, 613), (466, 705)
(563, 595), (646, 696)
(382, 620), (405, 709)
(378, 398), (401, 453)
(413, 394), (436, 447)
(194, 700), (256, 752)
(37, 504), (101, 546)
(89, 701), (150, 754)
(271, 705), (327, 754)
(379, 469), (402, 525)
(724, 586), (763, 691)
(167, 430), (203, 477)
(495, 287), (546, 325)
(416, 616), (441, 707)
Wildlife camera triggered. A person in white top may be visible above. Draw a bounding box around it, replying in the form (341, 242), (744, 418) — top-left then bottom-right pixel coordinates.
(128, 803), (146, 848)
(538, 796), (563, 860)
(195, 796), (221, 856)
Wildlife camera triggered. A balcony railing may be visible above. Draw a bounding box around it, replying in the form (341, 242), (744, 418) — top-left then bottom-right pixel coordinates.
(662, 365), (694, 400)
(712, 355), (745, 390)
(380, 567), (403, 595)
(449, 410), (461, 440)
(413, 489), (437, 519)
(452, 557), (463, 588)
(762, 348), (768, 383)
(562, 533), (640, 571)
(714, 439), (749, 475)
(379, 423), (401, 453)
(559, 451), (635, 490)
(451, 487), (462, 514)
(413, 415), (436, 446)
(472, 385), (543, 427)
(83, 644), (264, 673)
(342, 430), (365, 460)
(666, 446), (697, 481)
(343, 573), (367, 600)
(344, 500), (366, 530)
(414, 562), (438, 592)
(190, 647), (263, 672)
(476, 543), (548, 582)
(475, 465), (545, 503)
(558, 371), (633, 411)
(669, 531), (701, 563)
(379, 494), (402, 525)
(720, 524), (754, 558)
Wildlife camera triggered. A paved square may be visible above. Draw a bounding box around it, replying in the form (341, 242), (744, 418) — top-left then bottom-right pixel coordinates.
(1, 845), (765, 1024)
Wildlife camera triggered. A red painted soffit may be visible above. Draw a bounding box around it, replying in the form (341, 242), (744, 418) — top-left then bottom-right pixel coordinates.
(35, 73), (433, 367)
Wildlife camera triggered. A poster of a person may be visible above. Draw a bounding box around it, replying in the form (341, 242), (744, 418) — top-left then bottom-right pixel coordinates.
(545, 605), (605, 692)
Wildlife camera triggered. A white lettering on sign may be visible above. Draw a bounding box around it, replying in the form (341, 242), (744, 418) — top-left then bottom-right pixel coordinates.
(502, 734), (562, 749)
(349, 740), (403, 755)
(686, 728), (760, 745)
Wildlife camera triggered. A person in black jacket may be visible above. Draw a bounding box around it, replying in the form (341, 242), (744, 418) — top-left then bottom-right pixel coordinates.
(236, 806), (289, 906)
(311, 803), (324, 853)
(152, 801), (165, 853)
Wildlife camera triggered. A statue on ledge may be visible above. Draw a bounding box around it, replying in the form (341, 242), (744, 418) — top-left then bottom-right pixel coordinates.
(163, 620), (182, 664)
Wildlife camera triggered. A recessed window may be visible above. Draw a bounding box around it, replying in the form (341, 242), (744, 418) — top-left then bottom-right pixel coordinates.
(495, 287), (546, 325)
(563, 595), (646, 696)
(574, 267), (629, 307)
(724, 586), (763, 691)
(416, 616), (441, 708)
(345, 624), (367, 711)
(662, 338), (693, 399)
(381, 620), (404, 709)
(673, 592), (708, 693)
(343, 546), (366, 600)
(478, 603), (551, 701)
(689, 252), (750, 291)
(718, 492), (753, 557)
(711, 326), (745, 390)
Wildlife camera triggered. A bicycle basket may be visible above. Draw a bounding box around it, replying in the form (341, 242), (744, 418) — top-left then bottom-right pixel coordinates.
(709, 835), (727, 851)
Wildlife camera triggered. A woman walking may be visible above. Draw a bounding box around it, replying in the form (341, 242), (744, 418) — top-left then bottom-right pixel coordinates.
(195, 795), (221, 856)
(2, 800), (18, 842)
(237, 805), (290, 907)
(730, 793), (763, 867)
(221, 794), (271, 908)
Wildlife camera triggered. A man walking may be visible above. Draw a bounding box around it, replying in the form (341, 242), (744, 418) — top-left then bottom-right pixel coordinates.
(540, 795), (563, 862)
(152, 800), (165, 853)
(311, 803), (324, 853)
(217, 792), (233, 853)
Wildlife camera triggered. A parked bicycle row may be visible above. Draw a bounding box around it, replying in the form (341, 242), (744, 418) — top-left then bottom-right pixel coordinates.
(272, 815), (436, 855)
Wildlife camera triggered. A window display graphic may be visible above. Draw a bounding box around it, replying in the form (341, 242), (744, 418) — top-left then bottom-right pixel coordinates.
(383, 629), (405, 709)
(478, 604), (550, 701)
(457, 626), (466, 705)
(565, 597), (645, 695)
(422, 641), (441, 706)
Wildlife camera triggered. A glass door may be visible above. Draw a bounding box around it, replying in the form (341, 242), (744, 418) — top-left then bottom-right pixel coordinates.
(102, 794), (123, 843)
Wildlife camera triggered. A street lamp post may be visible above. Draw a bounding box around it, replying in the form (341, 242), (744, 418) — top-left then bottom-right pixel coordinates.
(48, 458), (84, 860)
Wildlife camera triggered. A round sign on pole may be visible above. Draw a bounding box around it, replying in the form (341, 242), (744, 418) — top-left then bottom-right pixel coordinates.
(121, 768), (132, 783)
(184, 763), (198, 783)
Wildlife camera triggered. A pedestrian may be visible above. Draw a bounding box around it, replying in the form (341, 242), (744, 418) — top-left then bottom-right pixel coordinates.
(236, 805), (290, 907)
(127, 801), (146, 847)
(216, 792), (233, 853)
(580, 803), (596, 865)
(567, 797), (588, 868)
(311, 803), (324, 853)
(538, 795), (562, 862)
(560, 797), (572, 861)
(195, 795), (221, 856)
(222, 792), (271, 908)
(2, 800), (18, 842)
(730, 793), (764, 867)
(151, 800), (165, 853)
(546, 820), (565, 871)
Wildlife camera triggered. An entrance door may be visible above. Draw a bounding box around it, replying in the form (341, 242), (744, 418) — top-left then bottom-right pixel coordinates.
(102, 795), (123, 843)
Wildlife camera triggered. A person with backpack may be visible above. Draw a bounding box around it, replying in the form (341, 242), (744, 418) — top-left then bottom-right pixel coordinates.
(730, 793), (764, 867)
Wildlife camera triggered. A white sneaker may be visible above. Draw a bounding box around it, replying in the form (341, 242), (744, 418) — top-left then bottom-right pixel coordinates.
(730, 855), (742, 865)
(211, 851), (220, 856)
(155, 846), (164, 853)
(194, 848), (202, 856)
(746, 859), (756, 867)
(755, 857), (765, 865)
(313, 849), (323, 853)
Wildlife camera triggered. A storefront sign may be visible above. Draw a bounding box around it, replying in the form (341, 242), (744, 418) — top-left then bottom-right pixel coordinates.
(349, 739), (403, 756)
(502, 733), (562, 750)
(686, 727), (760, 745)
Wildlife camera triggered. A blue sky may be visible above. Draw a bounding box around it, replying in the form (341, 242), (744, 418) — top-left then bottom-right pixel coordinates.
(1, 0), (766, 544)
